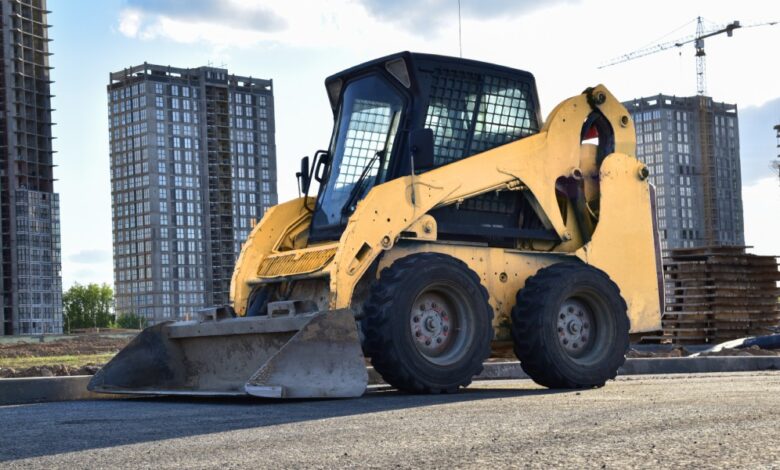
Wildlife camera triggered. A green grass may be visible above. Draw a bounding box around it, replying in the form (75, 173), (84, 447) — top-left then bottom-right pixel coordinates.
(0, 353), (115, 369)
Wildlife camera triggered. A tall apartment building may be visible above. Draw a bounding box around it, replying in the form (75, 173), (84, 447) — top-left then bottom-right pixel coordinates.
(108, 64), (277, 323)
(0, 0), (62, 335)
(623, 94), (744, 251)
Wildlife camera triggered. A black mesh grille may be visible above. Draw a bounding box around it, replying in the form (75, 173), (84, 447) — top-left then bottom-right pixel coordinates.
(470, 76), (538, 153)
(424, 70), (480, 166)
(423, 69), (538, 216)
(461, 192), (517, 215)
(336, 99), (394, 189)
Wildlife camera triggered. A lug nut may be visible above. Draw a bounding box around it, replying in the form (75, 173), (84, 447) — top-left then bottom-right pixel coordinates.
(425, 339), (431, 346)
(573, 343), (578, 348)
(413, 316), (420, 323)
(563, 339), (569, 345)
(560, 313), (565, 319)
(443, 326), (448, 332)
(577, 311), (583, 317)
(419, 304), (425, 311)
(415, 331), (421, 337)
(436, 338), (442, 344)
(558, 327), (563, 332)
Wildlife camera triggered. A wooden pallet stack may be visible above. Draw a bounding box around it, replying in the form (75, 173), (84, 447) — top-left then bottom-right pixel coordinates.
(658, 246), (780, 344)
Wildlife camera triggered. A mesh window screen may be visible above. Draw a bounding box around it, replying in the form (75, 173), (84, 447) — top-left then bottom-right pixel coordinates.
(471, 76), (538, 154)
(424, 70), (480, 166)
(335, 99), (395, 189)
(423, 69), (538, 216)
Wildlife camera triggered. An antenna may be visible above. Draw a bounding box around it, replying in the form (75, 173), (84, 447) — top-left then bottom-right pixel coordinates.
(457, 0), (463, 57)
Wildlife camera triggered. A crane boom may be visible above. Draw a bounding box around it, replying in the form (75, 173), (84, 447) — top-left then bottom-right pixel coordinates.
(599, 17), (778, 95)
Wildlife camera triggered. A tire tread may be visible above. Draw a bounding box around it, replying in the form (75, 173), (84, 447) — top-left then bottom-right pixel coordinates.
(510, 263), (629, 389)
(362, 253), (493, 394)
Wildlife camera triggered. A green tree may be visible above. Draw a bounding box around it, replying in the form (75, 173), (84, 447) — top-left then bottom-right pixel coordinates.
(116, 313), (147, 330)
(63, 283), (114, 331)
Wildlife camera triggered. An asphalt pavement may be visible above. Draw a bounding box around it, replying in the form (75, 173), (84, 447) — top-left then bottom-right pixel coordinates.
(2, 371), (779, 468)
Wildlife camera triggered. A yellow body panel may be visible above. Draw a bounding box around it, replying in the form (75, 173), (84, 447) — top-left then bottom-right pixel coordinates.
(230, 197), (314, 316)
(230, 85), (662, 334)
(575, 153), (662, 331)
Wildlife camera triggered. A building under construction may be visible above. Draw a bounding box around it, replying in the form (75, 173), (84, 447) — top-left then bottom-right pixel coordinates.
(107, 64), (278, 324)
(0, 0), (63, 335)
(623, 94), (744, 252)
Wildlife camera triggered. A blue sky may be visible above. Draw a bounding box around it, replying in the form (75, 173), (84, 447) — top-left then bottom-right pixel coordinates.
(49, 0), (780, 288)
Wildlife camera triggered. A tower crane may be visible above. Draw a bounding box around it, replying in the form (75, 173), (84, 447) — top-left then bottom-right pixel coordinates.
(599, 17), (778, 96)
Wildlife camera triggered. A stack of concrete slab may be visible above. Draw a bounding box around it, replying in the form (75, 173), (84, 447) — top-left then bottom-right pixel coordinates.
(659, 246), (780, 344)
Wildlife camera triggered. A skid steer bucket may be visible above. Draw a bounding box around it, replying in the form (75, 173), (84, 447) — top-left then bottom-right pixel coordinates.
(87, 309), (368, 399)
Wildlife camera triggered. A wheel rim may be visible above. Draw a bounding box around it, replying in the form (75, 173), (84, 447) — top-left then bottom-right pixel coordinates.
(556, 293), (614, 366)
(409, 283), (472, 366)
(557, 299), (594, 358)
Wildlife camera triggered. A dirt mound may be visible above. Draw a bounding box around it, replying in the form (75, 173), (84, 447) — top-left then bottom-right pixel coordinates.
(627, 347), (689, 358)
(699, 345), (780, 357)
(0, 334), (133, 359)
(0, 364), (101, 378)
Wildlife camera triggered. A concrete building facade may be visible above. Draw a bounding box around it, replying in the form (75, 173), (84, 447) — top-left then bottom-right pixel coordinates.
(0, 0), (62, 335)
(623, 94), (744, 252)
(107, 64), (277, 323)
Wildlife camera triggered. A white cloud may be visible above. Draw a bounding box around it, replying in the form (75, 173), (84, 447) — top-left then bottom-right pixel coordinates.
(356, 0), (580, 35)
(115, 0), (438, 52)
(118, 9), (142, 37)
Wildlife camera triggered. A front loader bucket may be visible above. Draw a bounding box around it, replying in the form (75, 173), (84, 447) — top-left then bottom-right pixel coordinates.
(88, 309), (368, 399)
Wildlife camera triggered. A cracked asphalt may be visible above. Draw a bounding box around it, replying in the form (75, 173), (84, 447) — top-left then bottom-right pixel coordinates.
(2, 372), (779, 468)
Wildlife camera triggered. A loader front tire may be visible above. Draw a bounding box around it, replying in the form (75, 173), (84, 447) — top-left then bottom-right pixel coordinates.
(362, 253), (493, 394)
(511, 263), (629, 389)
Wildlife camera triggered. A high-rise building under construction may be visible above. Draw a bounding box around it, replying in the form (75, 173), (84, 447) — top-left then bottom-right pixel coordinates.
(107, 64), (277, 323)
(623, 94), (744, 251)
(0, 0), (62, 335)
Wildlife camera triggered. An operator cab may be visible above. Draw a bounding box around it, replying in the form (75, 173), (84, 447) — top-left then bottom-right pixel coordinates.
(303, 52), (544, 244)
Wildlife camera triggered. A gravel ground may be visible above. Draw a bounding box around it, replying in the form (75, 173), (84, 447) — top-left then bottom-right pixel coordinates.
(2, 372), (779, 469)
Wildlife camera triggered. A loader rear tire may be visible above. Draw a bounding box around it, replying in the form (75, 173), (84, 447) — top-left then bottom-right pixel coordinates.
(362, 253), (493, 394)
(511, 262), (629, 389)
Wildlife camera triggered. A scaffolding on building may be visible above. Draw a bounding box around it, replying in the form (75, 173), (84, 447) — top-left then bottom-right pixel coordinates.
(697, 97), (717, 245)
(204, 81), (235, 307)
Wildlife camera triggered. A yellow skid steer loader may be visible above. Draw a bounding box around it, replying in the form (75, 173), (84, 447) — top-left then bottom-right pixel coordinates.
(89, 52), (662, 398)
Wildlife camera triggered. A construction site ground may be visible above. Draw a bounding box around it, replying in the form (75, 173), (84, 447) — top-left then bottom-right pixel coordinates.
(1, 372), (778, 468)
(0, 332), (135, 378)
(1, 332), (779, 378)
